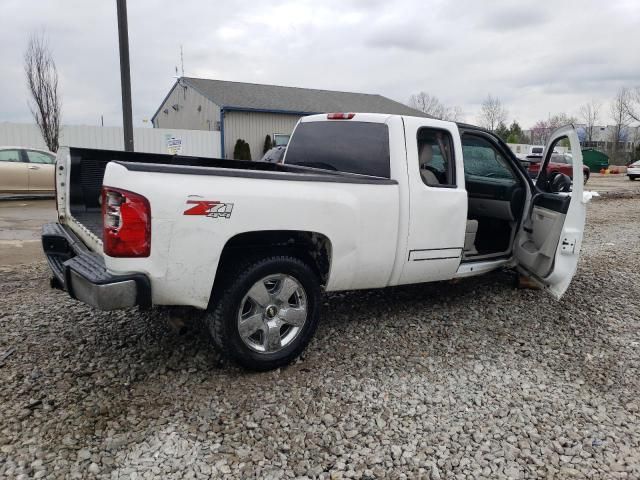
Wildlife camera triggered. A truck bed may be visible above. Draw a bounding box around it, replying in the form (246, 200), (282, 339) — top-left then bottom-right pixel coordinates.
(71, 211), (103, 240)
(64, 147), (396, 246)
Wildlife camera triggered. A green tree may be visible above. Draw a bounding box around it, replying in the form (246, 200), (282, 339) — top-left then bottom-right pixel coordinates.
(233, 139), (252, 160)
(233, 139), (244, 159)
(509, 121), (522, 141)
(263, 134), (273, 154)
(495, 121), (510, 141)
(506, 120), (529, 144)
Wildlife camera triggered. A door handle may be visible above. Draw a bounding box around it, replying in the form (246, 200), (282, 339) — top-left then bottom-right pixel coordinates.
(28, 166), (40, 170)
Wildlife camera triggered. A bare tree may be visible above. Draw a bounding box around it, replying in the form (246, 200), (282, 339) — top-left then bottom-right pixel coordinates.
(407, 92), (464, 121)
(444, 105), (464, 122)
(408, 92), (446, 118)
(24, 32), (61, 152)
(529, 112), (577, 145)
(548, 112), (577, 129)
(478, 94), (507, 131)
(609, 88), (632, 164)
(622, 86), (640, 123)
(530, 120), (550, 145)
(578, 101), (600, 143)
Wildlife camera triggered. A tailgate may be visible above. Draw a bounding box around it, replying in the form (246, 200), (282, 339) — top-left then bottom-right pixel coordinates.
(56, 147), (229, 252)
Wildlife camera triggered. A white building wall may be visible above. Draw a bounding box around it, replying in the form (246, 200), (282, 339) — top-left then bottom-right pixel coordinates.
(507, 143), (569, 159)
(0, 123), (220, 157)
(152, 82), (221, 132)
(224, 111), (302, 160)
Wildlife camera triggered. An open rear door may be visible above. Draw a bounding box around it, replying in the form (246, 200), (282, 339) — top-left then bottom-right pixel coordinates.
(514, 125), (588, 299)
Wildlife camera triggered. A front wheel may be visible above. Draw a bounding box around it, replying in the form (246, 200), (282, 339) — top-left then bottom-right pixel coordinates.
(205, 256), (321, 371)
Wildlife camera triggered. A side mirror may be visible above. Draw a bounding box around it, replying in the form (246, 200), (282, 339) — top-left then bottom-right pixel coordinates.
(549, 172), (572, 193)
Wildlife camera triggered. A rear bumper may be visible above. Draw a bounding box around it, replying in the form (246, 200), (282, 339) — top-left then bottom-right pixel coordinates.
(42, 222), (151, 310)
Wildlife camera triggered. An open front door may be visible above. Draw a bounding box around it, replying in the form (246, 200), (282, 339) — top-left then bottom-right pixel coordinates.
(514, 125), (588, 299)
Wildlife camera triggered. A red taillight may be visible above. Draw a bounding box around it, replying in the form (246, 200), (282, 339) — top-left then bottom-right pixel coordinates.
(327, 112), (355, 119)
(102, 187), (151, 257)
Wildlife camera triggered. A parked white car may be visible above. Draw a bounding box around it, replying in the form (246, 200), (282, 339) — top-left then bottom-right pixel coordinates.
(42, 115), (590, 370)
(628, 160), (640, 180)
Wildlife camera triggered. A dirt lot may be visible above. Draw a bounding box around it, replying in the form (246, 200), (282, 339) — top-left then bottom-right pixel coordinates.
(0, 199), (56, 266)
(0, 187), (639, 479)
(587, 174), (640, 197)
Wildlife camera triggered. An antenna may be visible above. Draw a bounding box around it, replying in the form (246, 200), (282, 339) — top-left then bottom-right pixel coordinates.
(180, 45), (184, 77)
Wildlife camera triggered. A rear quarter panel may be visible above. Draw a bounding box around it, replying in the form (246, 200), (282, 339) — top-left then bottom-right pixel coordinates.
(103, 163), (400, 309)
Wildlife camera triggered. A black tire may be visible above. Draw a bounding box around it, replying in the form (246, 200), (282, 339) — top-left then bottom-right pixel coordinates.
(630, 175), (637, 181)
(584, 172), (589, 185)
(205, 256), (321, 371)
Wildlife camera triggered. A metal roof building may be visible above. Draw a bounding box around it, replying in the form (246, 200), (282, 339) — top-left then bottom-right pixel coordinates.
(152, 77), (427, 159)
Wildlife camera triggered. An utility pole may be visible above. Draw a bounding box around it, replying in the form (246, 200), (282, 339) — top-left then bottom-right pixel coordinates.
(116, 0), (134, 151)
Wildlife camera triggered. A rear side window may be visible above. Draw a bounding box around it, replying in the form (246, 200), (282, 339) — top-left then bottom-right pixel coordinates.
(0, 150), (22, 162)
(417, 128), (455, 187)
(285, 121), (390, 178)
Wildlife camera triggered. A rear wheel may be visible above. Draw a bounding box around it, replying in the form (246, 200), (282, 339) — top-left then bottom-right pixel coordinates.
(584, 172), (590, 185)
(630, 175), (637, 181)
(205, 256), (321, 371)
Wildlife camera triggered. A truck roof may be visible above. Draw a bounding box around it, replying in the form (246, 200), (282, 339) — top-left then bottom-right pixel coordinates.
(299, 114), (491, 136)
(300, 112), (461, 126)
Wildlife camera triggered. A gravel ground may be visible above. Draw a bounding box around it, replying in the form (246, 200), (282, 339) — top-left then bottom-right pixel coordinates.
(587, 175), (640, 198)
(1, 197), (639, 479)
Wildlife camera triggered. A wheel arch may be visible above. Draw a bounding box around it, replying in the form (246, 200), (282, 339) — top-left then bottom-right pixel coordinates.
(211, 230), (332, 299)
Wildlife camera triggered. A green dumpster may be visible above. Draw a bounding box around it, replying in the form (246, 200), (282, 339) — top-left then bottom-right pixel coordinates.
(581, 148), (609, 172)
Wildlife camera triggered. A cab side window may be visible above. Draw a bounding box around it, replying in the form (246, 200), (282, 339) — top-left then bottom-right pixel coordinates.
(26, 151), (55, 164)
(461, 136), (516, 182)
(0, 150), (22, 163)
(417, 129), (455, 187)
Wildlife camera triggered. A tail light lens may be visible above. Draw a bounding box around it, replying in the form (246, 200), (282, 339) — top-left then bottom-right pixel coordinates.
(102, 187), (151, 257)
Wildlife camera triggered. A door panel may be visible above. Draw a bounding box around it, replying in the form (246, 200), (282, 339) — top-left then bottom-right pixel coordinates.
(398, 117), (467, 285)
(25, 150), (55, 192)
(515, 125), (587, 298)
(532, 193), (571, 214)
(0, 150), (28, 192)
(517, 205), (566, 276)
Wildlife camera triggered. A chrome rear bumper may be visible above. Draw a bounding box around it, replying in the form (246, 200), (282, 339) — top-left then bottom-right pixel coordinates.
(42, 222), (151, 310)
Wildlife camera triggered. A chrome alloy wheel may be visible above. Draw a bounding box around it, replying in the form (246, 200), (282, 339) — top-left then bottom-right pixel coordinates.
(237, 274), (308, 353)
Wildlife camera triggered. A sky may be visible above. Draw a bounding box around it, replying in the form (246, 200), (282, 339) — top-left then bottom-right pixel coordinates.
(1, 0), (639, 129)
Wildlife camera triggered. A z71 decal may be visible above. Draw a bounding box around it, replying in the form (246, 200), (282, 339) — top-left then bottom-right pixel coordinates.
(183, 200), (234, 219)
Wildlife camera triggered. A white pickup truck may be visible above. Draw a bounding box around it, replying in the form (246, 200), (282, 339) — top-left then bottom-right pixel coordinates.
(43, 113), (590, 370)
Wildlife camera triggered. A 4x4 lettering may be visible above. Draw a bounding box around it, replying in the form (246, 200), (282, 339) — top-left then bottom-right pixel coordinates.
(183, 200), (234, 219)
